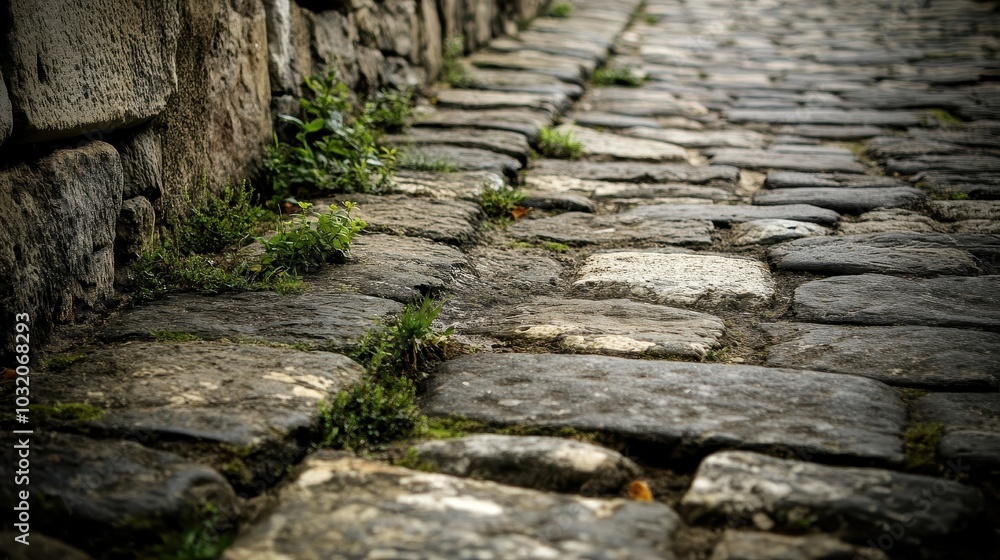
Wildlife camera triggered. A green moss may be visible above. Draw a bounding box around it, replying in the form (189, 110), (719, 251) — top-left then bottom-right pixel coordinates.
(904, 422), (945, 470)
(394, 447), (437, 472)
(151, 502), (235, 560)
(42, 353), (87, 371)
(537, 126), (584, 159)
(509, 241), (536, 250)
(644, 14), (658, 24)
(546, 0), (574, 18)
(542, 242), (570, 253)
(443, 35), (474, 88)
(30, 403), (106, 422)
(926, 108), (962, 127)
(928, 191), (970, 201)
(701, 346), (730, 363)
(151, 331), (202, 343)
(592, 65), (648, 87)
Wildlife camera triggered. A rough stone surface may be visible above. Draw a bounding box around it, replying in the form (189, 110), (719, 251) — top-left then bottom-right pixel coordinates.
(324, 194), (482, 246)
(710, 531), (888, 560)
(931, 200), (1000, 222)
(469, 50), (593, 84)
(573, 252), (776, 309)
(711, 149), (866, 173)
(509, 212), (714, 246)
(839, 208), (945, 235)
(624, 127), (766, 149)
(415, 107), (552, 138)
(0, 533), (94, 560)
(413, 434), (642, 493)
(114, 126), (163, 200)
(524, 175), (735, 201)
(767, 233), (983, 276)
(385, 127), (531, 163)
(392, 170), (504, 200)
(753, 187), (925, 214)
(0, 77), (11, 145)
(0, 432), (238, 556)
(115, 196), (156, 258)
(465, 67), (585, 97)
(764, 323), (1000, 391)
(554, 124), (687, 162)
(794, 275), (1000, 330)
(530, 160), (739, 185)
(435, 89), (568, 113)
(730, 219), (831, 245)
(626, 203), (841, 225)
(100, 291), (402, 351)
(725, 109), (922, 127)
(485, 296), (725, 358)
(521, 190), (598, 212)
(424, 354), (906, 464)
(398, 144), (522, 179)
(3, 0), (178, 141)
(680, 451), (983, 546)
(913, 393), (1000, 474)
(0, 141), (123, 353)
(765, 172), (909, 190)
(223, 454), (681, 560)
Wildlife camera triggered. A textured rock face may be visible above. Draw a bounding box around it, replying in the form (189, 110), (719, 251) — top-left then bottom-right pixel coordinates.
(0, 141), (123, 351)
(2, 0), (179, 141)
(0, 78), (11, 145)
(222, 454), (681, 560)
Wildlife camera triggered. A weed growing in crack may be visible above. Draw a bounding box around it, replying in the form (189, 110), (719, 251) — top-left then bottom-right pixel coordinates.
(592, 65), (649, 87)
(547, 0), (574, 18)
(904, 422), (944, 471)
(537, 126), (583, 159)
(480, 186), (527, 226)
(257, 201), (366, 277)
(443, 35), (474, 88)
(398, 151), (457, 172)
(367, 88), (414, 133)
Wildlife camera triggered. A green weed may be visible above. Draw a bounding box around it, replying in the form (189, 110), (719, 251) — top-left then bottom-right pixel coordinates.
(394, 447), (437, 472)
(537, 126), (583, 159)
(151, 331), (202, 343)
(257, 201), (366, 276)
(644, 14), (658, 24)
(547, 0), (574, 17)
(542, 242), (570, 253)
(30, 403), (106, 422)
(367, 88), (414, 132)
(480, 186), (526, 225)
(443, 35), (474, 88)
(592, 65), (649, 87)
(179, 179), (273, 255)
(353, 296), (453, 380)
(152, 503), (234, 560)
(398, 151), (457, 172)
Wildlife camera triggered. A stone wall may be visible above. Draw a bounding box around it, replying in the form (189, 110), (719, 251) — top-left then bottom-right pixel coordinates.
(0, 0), (543, 355)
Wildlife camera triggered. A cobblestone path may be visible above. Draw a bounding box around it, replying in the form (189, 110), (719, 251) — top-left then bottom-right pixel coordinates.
(7, 0), (1000, 558)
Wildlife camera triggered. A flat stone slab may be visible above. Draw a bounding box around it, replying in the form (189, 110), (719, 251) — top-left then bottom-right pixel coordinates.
(753, 187), (925, 214)
(681, 451), (983, 546)
(0, 533), (94, 560)
(464, 67), (585, 98)
(37, 342), (364, 490)
(931, 200), (1000, 222)
(767, 233), (982, 276)
(325, 194), (481, 246)
(385, 127), (531, 163)
(222, 455), (680, 560)
(554, 124), (687, 162)
(415, 107), (552, 138)
(623, 127), (766, 149)
(530, 160), (739, 185)
(324, 234), (468, 302)
(101, 291), (402, 351)
(573, 252), (775, 309)
(626, 203), (840, 225)
(765, 172), (909, 189)
(508, 212), (714, 246)
(484, 296), (725, 358)
(522, 190), (598, 212)
(412, 434), (641, 493)
(764, 323), (1000, 391)
(469, 50), (593, 85)
(393, 170), (504, 201)
(424, 354), (906, 465)
(710, 531), (888, 560)
(794, 274), (1000, 330)
(397, 144), (522, 180)
(838, 208), (945, 235)
(524, 175), (735, 201)
(725, 109), (922, 127)
(776, 125), (885, 140)
(0, 432), (238, 556)
(887, 155), (1000, 176)
(572, 111), (662, 129)
(913, 393), (1000, 474)
(435, 89), (568, 114)
(710, 149), (866, 173)
(730, 219), (831, 245)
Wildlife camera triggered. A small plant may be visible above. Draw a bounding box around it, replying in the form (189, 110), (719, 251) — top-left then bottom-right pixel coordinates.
(398, 151), (457, 172)
(542, 242), (570, 253)
(547, 0), (574, 17)
(480, 186), (527, 225)
(353, 296), (453, 380)
(257, 201), (366, 276)
(592, 65), (649, 87)
(179, 179), (272, 254)
(904, 422), (945, 470)
(644, 14), (658, 24)
(41, 353), (87, 371)
(443, 35), (474, 88)
(30, 403), (106, 422)
(367, 88), (414, 132)
(394, 447), (437, 472)
(537, 126), (584, 159)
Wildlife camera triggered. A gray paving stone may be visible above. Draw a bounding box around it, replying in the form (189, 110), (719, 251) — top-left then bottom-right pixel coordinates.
(530, 160), (739, 185)
(328, 194), (482, 246)
(887, 155), (1000, 176)
(764, 323), (1000, 391)
(913, 393), (1000, 474)
(838, 208), (946, 235)
(754, 185), (926, 214)
(524, 175), (735, 201)
(392, 170), (505, 201)
(484, 296), (725, 358)
(554, 124), (688, 162)
(415, 107), (552, 138)
(680, 451), (983, 546)
(572, 252), (775, 309)
(222, 455), (681, 560)
(767, 233), (982, 276)
(730, 219), (831, 245)
(623, 127), (767, 149)
(434, 89), (569, 114)
(709, 531), (888, 560)
(794, 274), (1000, 330)
(725, 109), (922, 127)
(412, 434), (641, 493)
(626, 203), (840, 225)
(489, 33), (607, 62)
(469, 50), (594, 85)
(398, 144), (522, 179)
(508, 212), (714, 246)
(765, 172), (909, 189)
(101, 291), (402, 351)
(384, 127), (531, 164)
(424, 354), (906, 465)
(588, 97), (709, 119)
(571, 111), (662, 129)
(464, 67), (585, 98)
(522, 190), (598, 212)
(931, 200), (1000, 222)
(710, 149), (866, 173)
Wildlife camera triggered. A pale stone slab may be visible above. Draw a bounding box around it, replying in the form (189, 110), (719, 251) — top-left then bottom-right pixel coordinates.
(508, 212), (714, 246)
(730, 219), (831, 245)
(554, 124), (688, 162)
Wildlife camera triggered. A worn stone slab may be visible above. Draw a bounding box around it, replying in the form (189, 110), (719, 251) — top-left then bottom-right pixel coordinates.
(711, 149), (866, 173)
(435, 89), (568, 114)
(776, 125), (884, 140)
(223, 455), (680, 560)
(767, 233), (982, 276)
(101, 291), (402, 351)
(794, 275), (1000, 330)
(522, 190), (598, 212)
(710, 531), (888, 560)
(415, 107), (552, 138)
(0, 432), (238, 556)
(730, 219), (830, 245)
(626, 203), (840, 225)
(485, 296), (725, 358)
(838, 208), (946, 235)
(913, 393), (1000, 473)
(588, 97), (709, 119)
(572, 252), (775, 309)
(325, 194), (481, 246)
(469, 50), (593, 85)
(931, 200), (1000, 222)
(397, 144), (522, 180)
(764, 323), (1000, 391)
(424, 354), (906, 465)
(530, 160), (739, 185)
(392, 170), (505, 201)
(725, 109), (922, 127)
(524, 175), (735, 201)
(489, 34), (607, 62)
(554, 124), (687, 162)
(623, 127), (766, 149)
(509, 212), (713, 246)
(680, 451), (983, 546)
(887, 155), (1000, 176)
(412, 434), (641, 493)
(754, 187), (925, 214)
(572, 111), (662, 129)
(765, 172), (909, 189)
(384, 127), (531, 163)
(464, 67), (585, 98)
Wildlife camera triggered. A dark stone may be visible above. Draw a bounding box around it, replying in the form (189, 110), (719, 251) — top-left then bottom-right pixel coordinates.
(530, 160), (739, 185)
(913, 393), (1000, 475)
(725, 109), (922, 127)
(626, 203), (840, 225)
(765, 172), (908, 189)
(384, 127), (531, 164)
(754, 187), (925, 214)
(398, 144), (522, 180)
(415, 107), (552, 138)
(328, 194), (482, 246)
(710, 149), (866, 173)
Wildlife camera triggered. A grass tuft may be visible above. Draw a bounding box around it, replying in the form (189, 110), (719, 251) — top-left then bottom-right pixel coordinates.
(592, 65), (649, 87)
(537, 126), (584, 159)
(547, 0), (574, 17)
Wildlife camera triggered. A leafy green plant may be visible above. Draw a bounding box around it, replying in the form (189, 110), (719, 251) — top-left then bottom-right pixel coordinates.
(592, 65), (649, 87)
(547, 0), (574, 17)
(179, 179), (272, 254)
(257, 201), (366, 276)
(266, 74), (398, 199)
(443, 35), (474, 88)
(368, 88), (414, 132)
(480, 186), (526, 225)
(353, 296), (453, 380)
(537, 126), (583, 159)
(398, 151), (457, 172)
